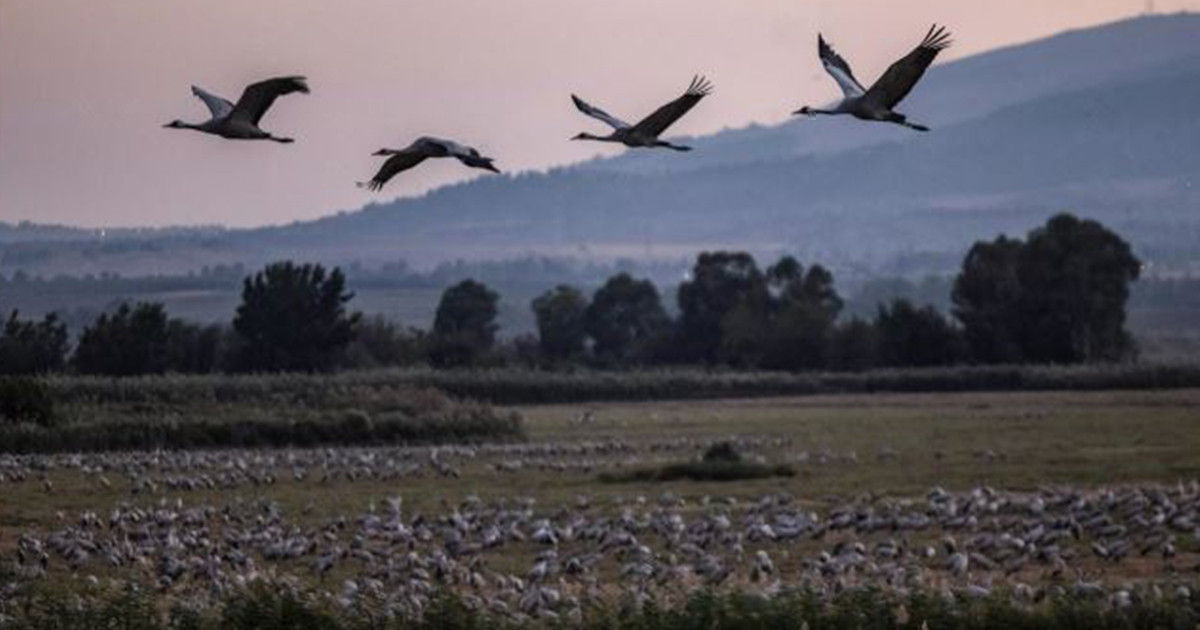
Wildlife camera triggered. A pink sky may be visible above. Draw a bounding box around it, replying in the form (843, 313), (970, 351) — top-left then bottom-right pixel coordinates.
(1, 0), (1195, 228)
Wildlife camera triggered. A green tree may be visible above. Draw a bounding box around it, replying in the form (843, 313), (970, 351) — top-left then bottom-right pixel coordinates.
(531, 285), (589, 362)
(1017, 213), (1141, 362)
(952, 236), (1024, 363)
(164, 321), (225, 374)
(73, 302), (172, 376)
(829, 317), (879, 371)
(343, 315), (428, 368)
(875, 299), (966, 368)
(430, 279), (499, 367)
(0, 310), (68, 375)
(233, 262), (360, 372)
(953, 213), (1141, 364)
(759, 258), (843, 371)
(586, 273), (669, 366)
(677, 252), (769, 364)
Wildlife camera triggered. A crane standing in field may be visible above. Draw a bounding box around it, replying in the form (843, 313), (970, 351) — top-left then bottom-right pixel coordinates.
(358, 136), (500, 192)
(571, 75), (713, 151)
(794, 25), (951, 131)
(164, 76), (310, 143)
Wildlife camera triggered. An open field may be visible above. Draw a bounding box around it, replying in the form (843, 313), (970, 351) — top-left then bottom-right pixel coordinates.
(1, 387), (1199, 627)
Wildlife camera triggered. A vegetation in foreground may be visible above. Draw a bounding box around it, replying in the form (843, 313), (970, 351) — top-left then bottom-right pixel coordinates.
(600, 441), (796, 483)
(1, 390), (1197, 628)
(3, 359), (1198, 453)
(3, 582), (1197, 630)
(0, 375), (521, 454)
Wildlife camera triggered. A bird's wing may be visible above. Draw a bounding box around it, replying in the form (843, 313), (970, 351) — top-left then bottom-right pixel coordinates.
(629, 75), (713, 139)
(817, 35), (866, 99)
(424, 137), (472, 157)
(425, 137), (501, 173)
(571, 95), (630, 130)
(190, 86), (234, 120)
(229, 76), (310, 126)
(359, 149), (429, 192)
(864, 25), (951, 110)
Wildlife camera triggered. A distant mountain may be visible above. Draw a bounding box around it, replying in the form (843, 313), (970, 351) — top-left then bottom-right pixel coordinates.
(4, 14), (1200, 278)
(591, 13), (1200, 174)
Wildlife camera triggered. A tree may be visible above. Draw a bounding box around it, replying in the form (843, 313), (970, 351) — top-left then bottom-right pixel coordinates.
(343, 315), (428, 368)
(164, 321), (225, 374)
(586, 273), (669, 366)
(829, 317), (879, 371)
(677, 252), (769, 364)
(1016, 213), (1141, 362)
(531, 285), (589, 362)
(875, 299), (966, 368)
(953, 213), (1141, 364)
(759, 258), (843, 371)
(73, 302), (172, 376)
(233, 261), (360, 372)
(952, 236), (1024, 363)
(0, 310), (68, 375)
(429, 279), (499, 367)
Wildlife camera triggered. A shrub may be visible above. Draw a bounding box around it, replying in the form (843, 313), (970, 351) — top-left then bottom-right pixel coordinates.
(703, 441), (742, 463)
(0, 376), (55, 426)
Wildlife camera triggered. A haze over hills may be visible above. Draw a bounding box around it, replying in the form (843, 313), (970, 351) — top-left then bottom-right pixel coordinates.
(3, 13), (1200, 279)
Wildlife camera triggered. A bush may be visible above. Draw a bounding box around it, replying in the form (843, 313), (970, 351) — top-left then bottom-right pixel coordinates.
(0, 373), (525, 453)
(703, 441), (742, 463)
(0, 376), (55, 426)
(2, 583), (1198, 630)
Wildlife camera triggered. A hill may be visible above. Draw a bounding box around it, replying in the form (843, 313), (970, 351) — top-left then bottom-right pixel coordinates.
(3, 14), (1200, 278)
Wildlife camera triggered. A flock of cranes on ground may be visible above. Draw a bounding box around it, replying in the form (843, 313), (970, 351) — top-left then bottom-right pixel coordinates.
(165, 25), (953, 192)
(3, 441), (1196, 620)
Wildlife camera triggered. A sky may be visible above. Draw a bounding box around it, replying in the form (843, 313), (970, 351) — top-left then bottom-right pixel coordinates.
(1, 0), (1197, 229)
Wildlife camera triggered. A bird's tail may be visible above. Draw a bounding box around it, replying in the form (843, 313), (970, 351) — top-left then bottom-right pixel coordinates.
(904, 122), (930, 132)
(356, 180), (382, 191)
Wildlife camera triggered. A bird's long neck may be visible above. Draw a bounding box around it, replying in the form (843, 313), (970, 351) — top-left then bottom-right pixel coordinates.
(577, 132), (619, 143)
(169, 121), (207, 132)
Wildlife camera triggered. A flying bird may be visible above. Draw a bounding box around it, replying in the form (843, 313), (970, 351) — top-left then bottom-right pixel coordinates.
(164, 76), (309, 143)
(571, 76), (713, 151)
(794, 25), (951, 131)
(358, 137), (500, 192)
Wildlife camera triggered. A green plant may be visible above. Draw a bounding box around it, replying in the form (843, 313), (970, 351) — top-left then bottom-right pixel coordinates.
(0, 376), (55, 426)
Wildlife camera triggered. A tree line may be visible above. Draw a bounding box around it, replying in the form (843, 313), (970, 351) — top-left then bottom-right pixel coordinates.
(0, 213), (1142, 376)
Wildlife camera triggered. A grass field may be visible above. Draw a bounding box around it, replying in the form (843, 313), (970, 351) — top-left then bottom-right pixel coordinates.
(1, 387), (1198, 627)
(4, 388), (1198, 552)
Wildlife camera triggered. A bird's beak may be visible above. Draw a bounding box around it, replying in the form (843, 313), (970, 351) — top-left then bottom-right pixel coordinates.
(791, 110), (805, 116)
(372, 149), (390, 156)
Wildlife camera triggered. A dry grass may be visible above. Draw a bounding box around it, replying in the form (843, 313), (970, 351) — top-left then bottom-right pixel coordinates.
(3, 389), (1198, 539)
